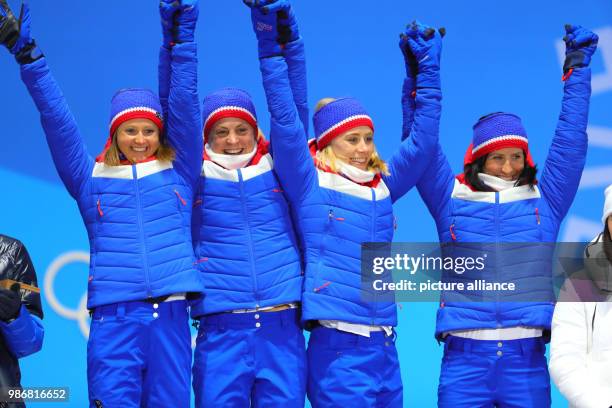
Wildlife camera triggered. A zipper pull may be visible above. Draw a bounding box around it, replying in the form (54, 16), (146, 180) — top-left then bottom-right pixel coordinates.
(174, 190), (187, 206)
(450, 224), (457, 241)
(535, 208), (541, 225)
(97, 199), (104, 217)
(314, 281), (331, 293)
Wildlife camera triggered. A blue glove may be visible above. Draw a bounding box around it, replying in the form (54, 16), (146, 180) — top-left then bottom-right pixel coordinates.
(404, 21), (444, 89)
(563, 24), (598, 74)
(175, 0), (198, 44)
(160, 0), (180, 48)
(0, 283), (21, 322)
(159, 0), (197, 46)
(399, 32), (418, 79)
(244, 0), (299, 58)
(0, 0), (42, 64)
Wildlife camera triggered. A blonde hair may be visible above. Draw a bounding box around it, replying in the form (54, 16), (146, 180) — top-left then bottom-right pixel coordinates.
(314, 97), (389, 175)
(103, 133), (175, 166)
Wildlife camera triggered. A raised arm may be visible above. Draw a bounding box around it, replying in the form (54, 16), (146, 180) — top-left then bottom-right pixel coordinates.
(539, 25), (597, 221)
(384, 23), (443, 203)
(399, 27), (418, 142)
(162, 0), (203, 187)
(277, 4), (309, 136)
(1, 1), (92, 198)
(245, 0), (316, 204)
(550, 302), (612, 407)
(158, 0), (178, 122)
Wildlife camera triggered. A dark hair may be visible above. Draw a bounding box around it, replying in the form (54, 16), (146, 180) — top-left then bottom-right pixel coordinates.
(464, 153), (538, 192)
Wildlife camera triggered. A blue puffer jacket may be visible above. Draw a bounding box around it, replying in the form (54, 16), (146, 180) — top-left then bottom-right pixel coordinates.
(413, 68), (592, 338)
(258, 56), (442, 326)
(20, 43), (205, 309)
(158, 42), (304, 317)
(189, 138), (303, 316)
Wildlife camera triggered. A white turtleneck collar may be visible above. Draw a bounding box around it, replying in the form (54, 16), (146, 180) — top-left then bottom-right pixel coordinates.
(478, 173), (518, 191)
(205, 144), (257, 170)
(338, 161), (375, 184)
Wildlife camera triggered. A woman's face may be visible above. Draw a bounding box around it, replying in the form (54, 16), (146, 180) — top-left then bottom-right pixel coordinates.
(483, 148), (525, 181)
(116, 118), (160, 163)
(209, 118), (256, 155)
(329, 126), (374, 171)
(607, 216), (612, 237)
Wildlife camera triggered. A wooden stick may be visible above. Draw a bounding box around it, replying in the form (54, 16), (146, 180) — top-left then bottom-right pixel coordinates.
(0, 279), (41, 294)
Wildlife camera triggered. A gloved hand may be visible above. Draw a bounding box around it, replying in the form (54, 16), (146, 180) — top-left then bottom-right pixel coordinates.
(0, 0), (42, 64)
(563, 24), (598, 74)
(160, 0), (180, 48)
(399, 31), (417, 79)
(159, 0), (198, 46)
(244, 0), (299, 58)
(175, 0), (198, 44)
(403, 21), (444, 89)
(0, 283), (21, 322)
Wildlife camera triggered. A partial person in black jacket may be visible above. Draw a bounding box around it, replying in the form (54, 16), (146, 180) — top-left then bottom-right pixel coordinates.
(0, 235), (44, 407)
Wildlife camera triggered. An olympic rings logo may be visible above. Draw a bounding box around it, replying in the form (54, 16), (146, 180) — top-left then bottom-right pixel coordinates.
(43, 251), (91, 339)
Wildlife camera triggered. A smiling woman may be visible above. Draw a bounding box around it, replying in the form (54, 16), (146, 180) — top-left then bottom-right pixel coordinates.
(209, 117), (256, 155)
(410, 24), (599, 408)
(314, 98), (389, 176)
(461, 112), (538, 192)
(0, 0), (205, 405)
(102, 116), (175, 166)
(116, 119), (160, 162)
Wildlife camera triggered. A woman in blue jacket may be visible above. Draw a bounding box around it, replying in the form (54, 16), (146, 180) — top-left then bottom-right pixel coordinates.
(246, 2), (443, 406)
(158, 3), (306, 407)
(0, 2), (204, 406)
(404, 25), (599, 408)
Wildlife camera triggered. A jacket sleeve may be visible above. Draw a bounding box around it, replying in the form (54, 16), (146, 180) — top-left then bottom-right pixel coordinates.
(539, 67), (591, 221)
(0, 306), (44, 358)
(166, 42), (203, 187)
(259, 55), (316, 204)
(158, 46), (172, 124)
(550, 302), (612, 408)
(11, 241), (43, 320)
(416, 144), (455, 222)
(400, 77), (416, 142)
(20, 58), (93, 199)
(383, 85), (442, 203)
(282, 37), (309, 137)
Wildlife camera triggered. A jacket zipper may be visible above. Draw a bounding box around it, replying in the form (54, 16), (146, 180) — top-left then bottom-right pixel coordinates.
(494, 191), (500, 325)
(371, 188), (378, 324)
(133, 165), (152, 297)
(238, 169), (259, 305)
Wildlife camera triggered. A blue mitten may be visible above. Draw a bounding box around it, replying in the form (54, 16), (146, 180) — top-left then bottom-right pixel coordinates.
(404, 21), (444, 89)
(244, 0), (298, 58)
(176, 0), (198, 44)
(0, 0), (42, 64)
(160, 0), (180, 48)
(563, 24), (598, 74)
